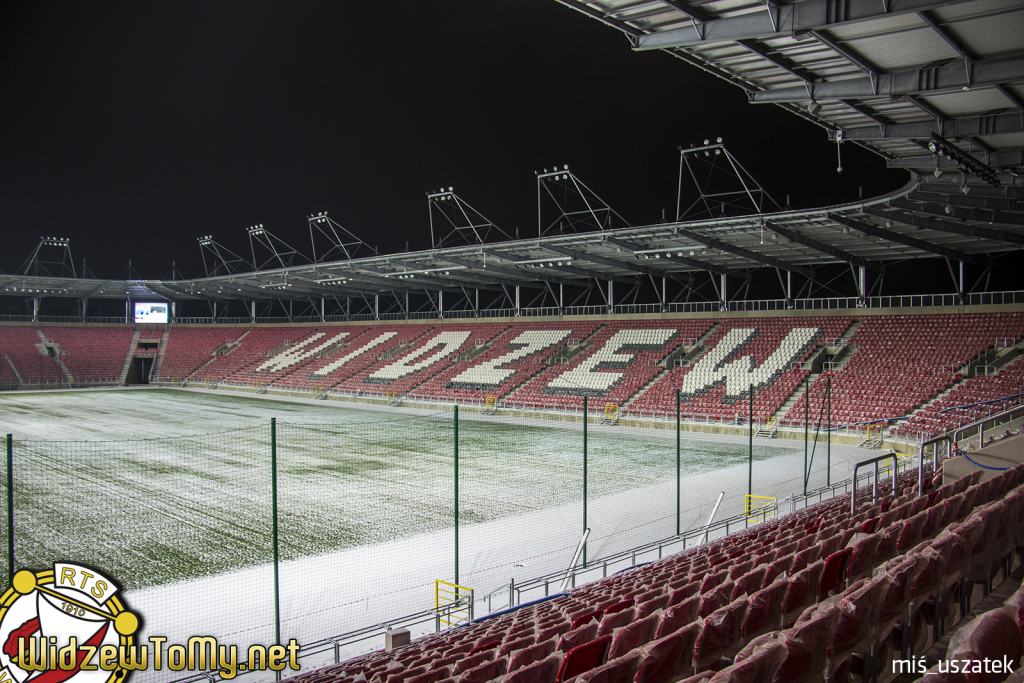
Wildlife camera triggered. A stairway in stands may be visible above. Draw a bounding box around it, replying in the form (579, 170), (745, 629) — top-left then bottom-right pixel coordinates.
(770, 319), (860, 425)
(149, 331), (168, 381)
(34, 329), (75, 385)
(117, 329), (142, 384)
(624, 322), (722, 413)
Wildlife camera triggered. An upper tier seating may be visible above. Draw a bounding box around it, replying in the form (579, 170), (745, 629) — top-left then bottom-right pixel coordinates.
(507, 321), (713, 412)
(223, 328), (368, 388)
(41, 327), (134, 382)
(783, 312), (1024, 430)
(897, 356), (1024, 440)
(285, 459), (1024, 683)
(333, 324), (510, 397)
(0, 326), (63, 384)
(628, 317), (849, 423)
(409, 322), (603, 405)
(189, 328), (319, 382)
(157, 327), (248, 381)
(284, 325), (436, 392)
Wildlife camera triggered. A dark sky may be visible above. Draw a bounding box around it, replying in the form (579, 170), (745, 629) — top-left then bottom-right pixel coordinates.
(2, 1), (910, 285)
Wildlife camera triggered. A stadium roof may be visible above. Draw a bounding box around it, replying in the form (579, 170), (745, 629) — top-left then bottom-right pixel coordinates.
(3, 0), (1023, 314)
(555, 0), (1024, 182)
(2, 176), (1022, 309)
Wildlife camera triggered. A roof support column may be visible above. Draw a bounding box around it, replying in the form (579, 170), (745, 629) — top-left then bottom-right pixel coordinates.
(945, 258), (966, 304)
(171, 301), (176, 324)
(857, 265), (867, 308)
(662, 277), (667, 314)
(374, 294), (379, 321)
(439, 290), (444, 320)
(959, 261), (965, 305)
(33, 297), (41, 323)
(720, 274), (728, 312)
(515, 286), (520, 317)
(320, 298), (325, 323)
(251, 301), (256, 323)
(608, 280), (614, 315)
(80, 297), (88, 322)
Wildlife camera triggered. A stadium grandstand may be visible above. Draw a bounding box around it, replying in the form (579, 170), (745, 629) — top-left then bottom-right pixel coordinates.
(3, 0), (1024, 682)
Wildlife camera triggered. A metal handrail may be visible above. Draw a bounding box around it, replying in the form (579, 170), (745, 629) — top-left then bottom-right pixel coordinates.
(920, 402), (1024, 494)
(851, 452), (899, 514)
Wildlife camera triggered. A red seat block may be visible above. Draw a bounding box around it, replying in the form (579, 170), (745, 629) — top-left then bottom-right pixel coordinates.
(555, 634), (612, 683)
(633, 622), (700, 683)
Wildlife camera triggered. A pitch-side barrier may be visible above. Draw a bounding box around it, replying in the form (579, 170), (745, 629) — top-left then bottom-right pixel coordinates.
(163, 454), (923, 683)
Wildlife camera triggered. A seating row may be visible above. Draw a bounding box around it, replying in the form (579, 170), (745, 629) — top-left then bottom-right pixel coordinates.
(285, 458), (1024, 683)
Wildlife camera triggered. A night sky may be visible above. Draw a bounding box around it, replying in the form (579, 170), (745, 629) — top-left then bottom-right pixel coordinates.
(1, 1), (987, 305)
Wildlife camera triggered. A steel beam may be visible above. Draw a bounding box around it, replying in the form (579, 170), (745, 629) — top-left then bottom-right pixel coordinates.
(891, 198), (1024, 226)
(749, 54), (1024, 103)
(434, 254), (562, 288)
(909, 190), (1021, 212)
(480, 249), (637, 285)
(919, 182), (1024, 200)
(634, 0), (975, 50)
(887, 149), (1024, 170)
(917, 10), (975, 61)
(840, 112), (1024, 141)
(765, 220), (879, 269)
(828, 212), (986, 264)
(542, 245), (702, 284)
(598, 235), (753, 278)
(658, 0), (713, 23)
(864, 206), (1024, 245)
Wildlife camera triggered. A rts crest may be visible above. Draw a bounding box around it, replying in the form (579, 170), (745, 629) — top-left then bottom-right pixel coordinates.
(0, 564), (139, 683)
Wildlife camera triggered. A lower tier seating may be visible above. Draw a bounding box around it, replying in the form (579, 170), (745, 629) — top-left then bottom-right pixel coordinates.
(285, 460), (1024, 683)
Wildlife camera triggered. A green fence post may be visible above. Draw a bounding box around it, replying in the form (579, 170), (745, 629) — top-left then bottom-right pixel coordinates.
(271, 418), (281, 654)
(676, 390), (681, 536)
(827, 376), (832, 487)
(803, 374), (809, 496)
(583, 396), (588, 567)
(6, 434), (12, 581)
(454, 405), (459, 587)
(748, 384), (753, 500)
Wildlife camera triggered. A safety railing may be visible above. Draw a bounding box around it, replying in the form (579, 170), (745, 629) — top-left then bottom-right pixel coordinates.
(434, 580), (474, 630)
(851, 452), (900, 514)
(3, 290), (1023, 326)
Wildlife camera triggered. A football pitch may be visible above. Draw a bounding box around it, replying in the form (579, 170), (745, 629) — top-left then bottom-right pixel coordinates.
(0, 387), (857, 666)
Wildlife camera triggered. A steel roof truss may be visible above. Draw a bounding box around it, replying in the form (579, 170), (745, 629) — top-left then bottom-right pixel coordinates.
(827, 212), (986, 264)
(632, 0), (975, 50)
(765, 220), (879, 270)
(749, 55), (1024, 103)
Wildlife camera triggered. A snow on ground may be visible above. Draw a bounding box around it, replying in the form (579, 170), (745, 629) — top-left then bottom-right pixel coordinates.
(0, 387), (867, 683)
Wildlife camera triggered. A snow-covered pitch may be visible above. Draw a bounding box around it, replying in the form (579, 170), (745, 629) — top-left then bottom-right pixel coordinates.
(0, 387), (860, 682)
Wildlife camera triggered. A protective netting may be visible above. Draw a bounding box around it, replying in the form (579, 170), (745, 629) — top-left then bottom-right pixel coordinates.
(1, 396), (836, 679)
(11, 425), (275, 683)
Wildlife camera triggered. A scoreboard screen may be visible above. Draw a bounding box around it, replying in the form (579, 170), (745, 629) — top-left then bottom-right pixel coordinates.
(134, 303), (168, 324)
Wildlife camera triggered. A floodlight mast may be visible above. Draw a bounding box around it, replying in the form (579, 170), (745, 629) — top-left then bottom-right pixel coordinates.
(536, 165), (629, 236)
(196, 235), (248, 277)
(247, 224), (306, 270)
(427, 187), (511, 249)
(21, 237), (76, 278)
(676, 139), (781, 220)
(308, 211), (377, 262)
